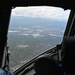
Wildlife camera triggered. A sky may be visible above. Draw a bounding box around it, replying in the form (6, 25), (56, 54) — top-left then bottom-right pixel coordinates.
(11, 6), (70, 20)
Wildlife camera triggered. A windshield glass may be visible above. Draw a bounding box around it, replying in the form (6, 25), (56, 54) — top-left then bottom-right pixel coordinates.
(8, 6), (70, 71)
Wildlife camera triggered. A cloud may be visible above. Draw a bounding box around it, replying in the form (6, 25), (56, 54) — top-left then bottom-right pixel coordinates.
(8, 30), (20, 33)
(31, 33), (43, 38)
(19, 34), (29, 36)
(12, 6), (70, 20)
(17, 45), (28, 48)
(49, 34), (62, 37)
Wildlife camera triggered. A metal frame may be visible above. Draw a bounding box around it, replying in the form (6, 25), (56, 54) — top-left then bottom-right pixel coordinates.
(0, 8), (12, 67)
(0, 0), (75, 10)
(64, 10), (75, 36)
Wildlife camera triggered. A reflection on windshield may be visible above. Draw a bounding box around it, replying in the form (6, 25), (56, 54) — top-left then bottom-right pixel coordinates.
(8, 6), (70, 71)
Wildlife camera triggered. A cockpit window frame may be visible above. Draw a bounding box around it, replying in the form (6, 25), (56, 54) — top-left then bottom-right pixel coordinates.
(64, 10), (75, 36)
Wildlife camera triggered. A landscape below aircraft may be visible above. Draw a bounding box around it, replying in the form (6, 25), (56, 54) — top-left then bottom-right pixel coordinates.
(0, 0), (75, 75)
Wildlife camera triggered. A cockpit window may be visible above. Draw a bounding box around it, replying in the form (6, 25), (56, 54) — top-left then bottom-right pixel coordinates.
(8, 6), (70, 71)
